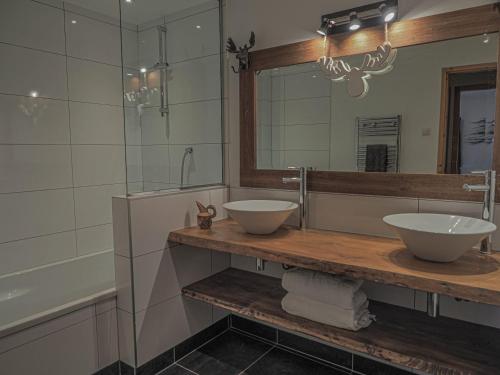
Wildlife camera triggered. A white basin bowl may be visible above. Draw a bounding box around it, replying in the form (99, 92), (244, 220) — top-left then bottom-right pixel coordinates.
(223, 200), (298, 234)
(383, 213), (497, 262)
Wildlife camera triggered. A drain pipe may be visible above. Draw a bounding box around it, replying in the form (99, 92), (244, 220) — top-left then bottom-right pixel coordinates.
(427, 292), (440, 318)
(256, 258), (266, 271)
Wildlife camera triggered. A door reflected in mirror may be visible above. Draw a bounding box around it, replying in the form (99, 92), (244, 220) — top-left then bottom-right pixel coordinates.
(255, 33), (498, 175)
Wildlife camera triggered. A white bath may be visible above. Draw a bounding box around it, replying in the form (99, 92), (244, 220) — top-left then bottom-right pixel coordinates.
(0, 250), (115, 338)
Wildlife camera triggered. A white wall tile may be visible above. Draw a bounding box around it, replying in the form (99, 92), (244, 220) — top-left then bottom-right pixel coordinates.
(0, 318), (99, 375)
(285, 72), (330, 100)
(0, 306), (93, 354)
(285, 150), (330, 170)
(142, 145), (170, 183)
(308, 192), (419, 237)
(72, 145), (126, 186)
(95, 297), (117, 315)
(117, 309), (135, 367)
(127, 181), (144, 194)
(65, 13), (121, 66)
(284, 124), (330, 150)
(124, 107), (142, 145)
(121, 27), (139, 69)
(138, 26), (160, 71)
(0, 43), (67, 99)
(166, 8), (220, 64)
(169, 143), (222, 186)
(285, 97), (330, 125)
(132, 245), (212, 312)
(0, 231), (76, 276)
(115, 255), (133, 313)
(0, 95), (70, 145)
(0, 0), (65, 54)
(212, 250), (231, 274)
(74, 184), (126, 228)
(363, 281), (415, 309)
(126, 146), (143, 183)
(96, 308), (119, 368)
(76, 224), (114, 256)
(129, 189), (211, 256)
(112, 197), (130, 258)
(432, 296), (500, 329)
(140, 107), (169, 145)
(69, 102), (124, 145)
(67, 57), (122, 106)
(231, 255), (285, 279)
(135, 296), (212, 366)
(209, 187), (229, 221)
(168, 55), (221, 104)
(0, 145), (72, 193)
(0, 189), (75, 242)
(169, 100), (222, 144)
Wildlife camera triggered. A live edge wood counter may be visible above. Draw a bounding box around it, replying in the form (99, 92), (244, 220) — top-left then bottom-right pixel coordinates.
(168, 219), (500, 306)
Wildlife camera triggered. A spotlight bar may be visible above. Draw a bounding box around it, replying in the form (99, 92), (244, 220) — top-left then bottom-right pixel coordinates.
(317, 0), (398, 35)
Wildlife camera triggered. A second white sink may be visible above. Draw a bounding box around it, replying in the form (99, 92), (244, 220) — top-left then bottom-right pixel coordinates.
(223, 200), (298, 234)
(383, 213), (497, 262)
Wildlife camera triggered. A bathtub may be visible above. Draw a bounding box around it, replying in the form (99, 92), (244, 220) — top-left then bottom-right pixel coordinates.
(0, 250), (115, 338)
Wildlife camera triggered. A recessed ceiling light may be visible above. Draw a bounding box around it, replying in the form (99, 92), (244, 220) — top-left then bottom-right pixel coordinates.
(140, 67), (147, 73)
(127, 73), (133, 76)
(125, 0), (133, 3)
(29, 90), (39, 98)
(71, 20), (77, 24)
(196, 25), (201, 29)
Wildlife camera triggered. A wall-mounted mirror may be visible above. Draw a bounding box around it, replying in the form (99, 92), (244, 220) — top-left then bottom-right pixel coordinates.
(256, 33), (498, 175)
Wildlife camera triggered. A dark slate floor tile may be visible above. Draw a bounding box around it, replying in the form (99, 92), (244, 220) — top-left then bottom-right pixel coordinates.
(179, 330), (272, 375)
(244, 347), (350, 375)
(278, 330), (352, 369)
(175, 316), (230, 360)
(353, 355), (412, 375)
(231, 315), (277, 342)
(158, 364), (195, 375)
(136, 349), (174, 375)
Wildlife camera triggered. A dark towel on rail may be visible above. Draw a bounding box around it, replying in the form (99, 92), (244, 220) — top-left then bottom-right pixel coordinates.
(365, 144), (388, 172)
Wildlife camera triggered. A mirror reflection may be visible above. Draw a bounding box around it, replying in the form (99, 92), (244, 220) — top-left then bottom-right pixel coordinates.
(256, 33), (498, 174)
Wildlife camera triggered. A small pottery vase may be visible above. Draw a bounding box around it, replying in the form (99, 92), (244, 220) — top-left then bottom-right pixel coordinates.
(196, 201), (217, 229)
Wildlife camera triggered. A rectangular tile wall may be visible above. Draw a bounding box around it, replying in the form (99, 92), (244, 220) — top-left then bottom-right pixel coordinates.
(112, 186), (231, 369)
(256, 63), (331, 170)
(0, 0), (124, 281)
(123, 1), (223, 193)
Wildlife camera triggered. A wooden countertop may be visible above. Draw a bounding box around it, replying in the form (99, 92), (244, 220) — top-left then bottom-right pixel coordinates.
(183, 268), (500, 375)
(169, 219), (500, 305)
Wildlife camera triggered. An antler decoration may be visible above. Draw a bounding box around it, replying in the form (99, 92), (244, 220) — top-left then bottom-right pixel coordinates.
(318, 42), (397, 98)
(226, 32), (256, 73)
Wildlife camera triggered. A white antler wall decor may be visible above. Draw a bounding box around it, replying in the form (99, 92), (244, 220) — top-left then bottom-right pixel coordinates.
(318, 41), (397, 98)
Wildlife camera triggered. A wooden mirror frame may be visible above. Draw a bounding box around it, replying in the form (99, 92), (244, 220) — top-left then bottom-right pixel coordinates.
(240, 4), (500, 202)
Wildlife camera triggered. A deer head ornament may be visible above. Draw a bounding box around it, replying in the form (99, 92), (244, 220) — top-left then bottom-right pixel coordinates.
(318, 42), (397, 98)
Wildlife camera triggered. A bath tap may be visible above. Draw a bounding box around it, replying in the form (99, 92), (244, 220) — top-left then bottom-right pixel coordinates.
(463, 170), (496, 255)
(282, 166), (309, 230)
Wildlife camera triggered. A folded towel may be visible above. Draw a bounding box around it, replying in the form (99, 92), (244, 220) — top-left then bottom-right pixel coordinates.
(282, 293), (373, 331)
(282, 268), (366, 309)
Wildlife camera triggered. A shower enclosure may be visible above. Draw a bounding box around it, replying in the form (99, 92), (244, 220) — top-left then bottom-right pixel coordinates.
(121, 0), (224, 194)
(0, 0), (223, 336)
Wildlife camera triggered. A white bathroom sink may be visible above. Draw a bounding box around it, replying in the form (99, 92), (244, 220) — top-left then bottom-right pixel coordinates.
(223, 200), (298, 234)
(383, 213), (497, 262)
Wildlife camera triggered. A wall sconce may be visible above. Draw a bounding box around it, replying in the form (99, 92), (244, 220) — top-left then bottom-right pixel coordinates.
(316, 0), (398, 35)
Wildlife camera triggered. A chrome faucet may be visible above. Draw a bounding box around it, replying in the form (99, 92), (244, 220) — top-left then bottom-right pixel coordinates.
(282, 167), (309, 230)
(463, 170), (496, 255)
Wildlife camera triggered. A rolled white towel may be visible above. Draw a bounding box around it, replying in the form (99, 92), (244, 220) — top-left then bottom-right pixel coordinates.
(282, 268), (366, 309)
(282, 293), (373, 331)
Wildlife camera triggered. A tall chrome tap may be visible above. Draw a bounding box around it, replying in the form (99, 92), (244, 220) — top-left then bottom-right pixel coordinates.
(282, 167), (309, 230)
(463, 170), (496, 255)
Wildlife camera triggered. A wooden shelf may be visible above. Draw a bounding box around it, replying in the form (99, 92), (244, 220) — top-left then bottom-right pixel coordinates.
(182, 268), (500, 375)
(169, 220), (500, 305)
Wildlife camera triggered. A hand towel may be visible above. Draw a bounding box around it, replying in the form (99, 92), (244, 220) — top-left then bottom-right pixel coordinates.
(282, 268), (366, 309)
(365, 144), (388, 172)
(281, 293), (373, 331)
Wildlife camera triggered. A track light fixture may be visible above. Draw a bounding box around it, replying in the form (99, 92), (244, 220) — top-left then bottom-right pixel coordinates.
(317, 19), (334, 36)
(316, 0), (398, 35)
(349, 12), (361, 31)
(379, 3), (397, 23)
